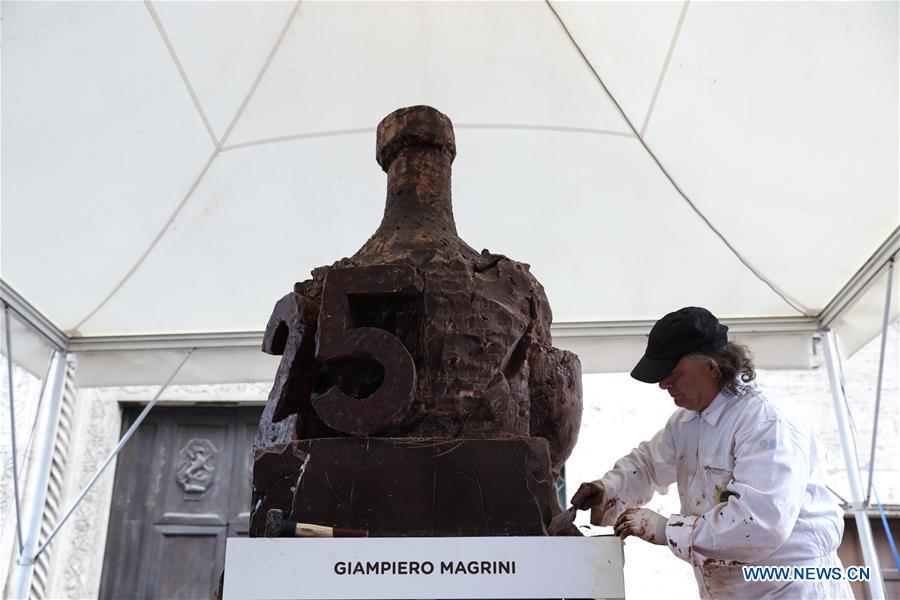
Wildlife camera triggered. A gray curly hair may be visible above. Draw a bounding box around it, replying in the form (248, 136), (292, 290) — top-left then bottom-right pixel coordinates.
(688, 342), (756, 393)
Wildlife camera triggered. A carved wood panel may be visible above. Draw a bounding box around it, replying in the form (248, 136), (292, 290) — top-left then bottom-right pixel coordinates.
(99, 406), (261, 599)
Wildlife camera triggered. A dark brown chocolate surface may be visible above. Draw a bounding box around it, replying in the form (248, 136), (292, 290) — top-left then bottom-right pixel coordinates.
(251, 438), (562, 537)
(251, 106), (583, 542)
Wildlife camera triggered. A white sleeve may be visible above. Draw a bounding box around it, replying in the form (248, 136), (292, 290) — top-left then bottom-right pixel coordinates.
(594, 421), (678, 526)
(665, 415), (809, 565)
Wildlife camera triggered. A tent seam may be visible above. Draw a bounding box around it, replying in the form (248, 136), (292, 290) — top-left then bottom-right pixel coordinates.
(640, 0), (690, 137)
(71, 150), (219, 332)
(144, 0), (220, 147)
(219, 124), (635, 153)
(72, 1), (303, 331)
(221, 127), (376, 153)
(544, 0), (810, 316)
(454, 124), (632, 137)
(218, 0), (302, 148)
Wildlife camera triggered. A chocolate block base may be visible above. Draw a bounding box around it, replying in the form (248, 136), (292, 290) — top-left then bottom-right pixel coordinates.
(251, 437), (566, 537)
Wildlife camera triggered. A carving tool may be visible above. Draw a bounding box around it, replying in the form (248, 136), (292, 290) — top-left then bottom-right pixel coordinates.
(265, 508), (369, 538)
(547, 505), (578, 535)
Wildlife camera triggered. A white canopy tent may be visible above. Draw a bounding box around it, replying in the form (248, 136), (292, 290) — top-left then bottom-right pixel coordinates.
(1, 0), (897, 386)
(1, 1), (898, 599)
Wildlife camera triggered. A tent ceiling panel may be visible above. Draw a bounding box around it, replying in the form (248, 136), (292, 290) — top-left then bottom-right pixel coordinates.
(551, 0), (687, 133)
(644, 1), (899, 312)
(833, 265), (900, 360)
(1, 1), (897, 384)
(150, 0), (297, 143)
(226, 1), (629, 148)
(72, 133), (384, 335)
(69, 127), (801, 337)
(72, 346), (280, 388)
(0, 1), (214, 330)
(450, 129), (797, 321)
(68, 323), (821, 388)
(0, 309), (56, 380)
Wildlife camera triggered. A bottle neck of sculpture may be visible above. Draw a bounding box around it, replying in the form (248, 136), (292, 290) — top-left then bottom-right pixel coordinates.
(376, 145), (458, 248)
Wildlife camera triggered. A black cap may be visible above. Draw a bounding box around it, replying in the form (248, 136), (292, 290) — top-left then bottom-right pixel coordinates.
(630, 307), (729, 383)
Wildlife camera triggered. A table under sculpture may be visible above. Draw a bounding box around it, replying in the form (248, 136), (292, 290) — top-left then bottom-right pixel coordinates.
(250, 105), (582, 538)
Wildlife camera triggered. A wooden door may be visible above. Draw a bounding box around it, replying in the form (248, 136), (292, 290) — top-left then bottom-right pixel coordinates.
(99, 406), (262, 600)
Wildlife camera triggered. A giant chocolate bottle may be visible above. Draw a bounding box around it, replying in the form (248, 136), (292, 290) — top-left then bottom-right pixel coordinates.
(251, 106), (582, 537)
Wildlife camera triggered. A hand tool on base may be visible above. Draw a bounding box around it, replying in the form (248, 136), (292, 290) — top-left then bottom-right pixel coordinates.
(265, 508), (369, 538)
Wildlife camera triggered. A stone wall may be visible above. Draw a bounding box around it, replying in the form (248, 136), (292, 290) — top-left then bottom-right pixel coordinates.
(0, 359), (43, 596)
(42, 382), (268, 599)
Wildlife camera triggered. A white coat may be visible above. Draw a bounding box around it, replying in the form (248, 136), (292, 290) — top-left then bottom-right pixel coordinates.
(594, 383), (855, 599)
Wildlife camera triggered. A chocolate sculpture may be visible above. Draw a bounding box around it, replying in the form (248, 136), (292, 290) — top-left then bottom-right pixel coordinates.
(250, 106), (582, 537)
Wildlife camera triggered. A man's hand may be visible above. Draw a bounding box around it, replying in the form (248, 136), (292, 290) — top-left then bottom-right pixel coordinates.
(571, 481), (611, 525)
(613, 508), (667, 545)
(571, 481), (605, 510)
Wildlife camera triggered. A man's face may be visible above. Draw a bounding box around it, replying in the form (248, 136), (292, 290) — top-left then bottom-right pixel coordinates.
(658, 356), (721, 412)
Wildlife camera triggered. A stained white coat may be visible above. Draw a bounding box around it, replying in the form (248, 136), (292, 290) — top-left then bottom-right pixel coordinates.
(594, 384), (855, 599)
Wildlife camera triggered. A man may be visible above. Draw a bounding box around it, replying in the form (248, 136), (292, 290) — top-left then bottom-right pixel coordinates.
(572, 307), (853, 599)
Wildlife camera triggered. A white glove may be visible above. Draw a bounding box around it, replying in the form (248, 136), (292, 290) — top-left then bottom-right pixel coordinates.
(613, 508), (667, 545)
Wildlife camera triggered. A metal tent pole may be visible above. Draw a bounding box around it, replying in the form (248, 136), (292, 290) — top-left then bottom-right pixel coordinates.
(32, 348), (195, 559)
(17, 351), (55, 481)
(8, 350), (68, 600)
(821, 329), (885, 600)
(3, 303), (25, 556)
(865, 255), (894, 506)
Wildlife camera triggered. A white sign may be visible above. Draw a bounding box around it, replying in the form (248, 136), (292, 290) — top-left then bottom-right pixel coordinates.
(224, 536), (624, 599)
